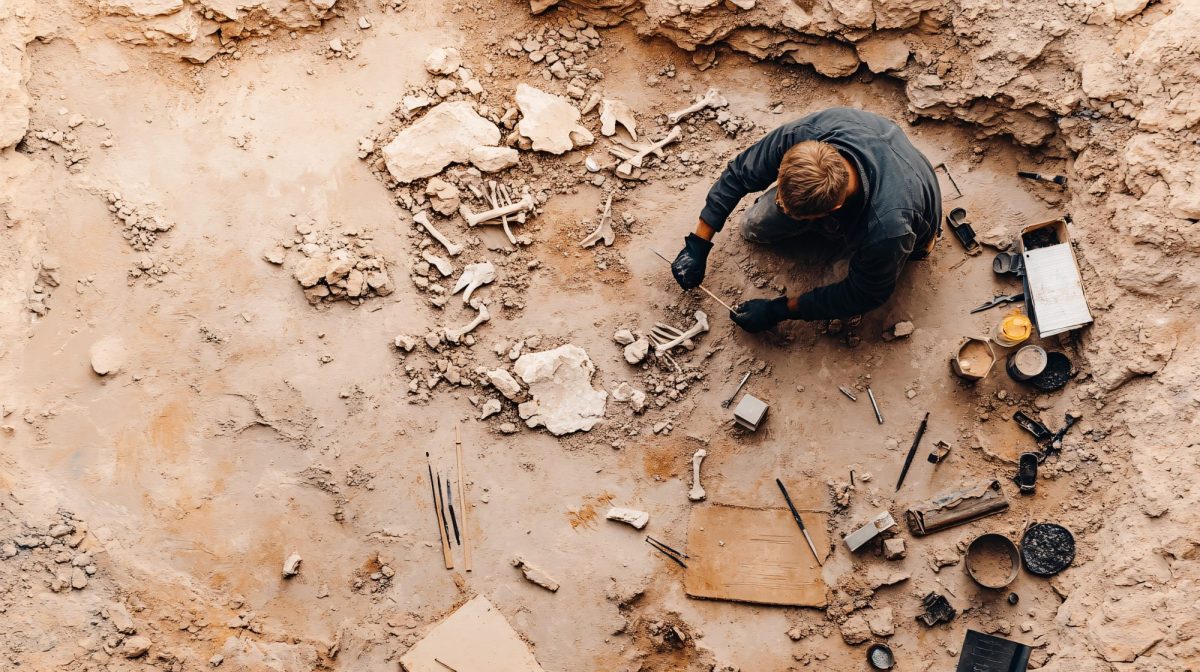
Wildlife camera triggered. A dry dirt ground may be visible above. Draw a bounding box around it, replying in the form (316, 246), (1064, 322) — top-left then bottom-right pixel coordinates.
(1, 0), (1197, 671)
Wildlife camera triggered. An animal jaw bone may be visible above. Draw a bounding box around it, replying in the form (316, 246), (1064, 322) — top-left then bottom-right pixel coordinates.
(412, 210), (463, 257)
(580, 192), (615, 248)
(452, 261), (496, 304)
(654, 310), (709, 355)
(460, 189), (534, 227)
(421, 251), (454, 277)
(689, 449), (707, 501)
(666, 87), (728, 125)
(617, 126), (682, 177)
(600, 98), (638, 141)
(444, 301), (490, 344)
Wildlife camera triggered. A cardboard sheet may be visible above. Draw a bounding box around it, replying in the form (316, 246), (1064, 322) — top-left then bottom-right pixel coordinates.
(400, 595), (546, 672)
(684, 504), (829, 608)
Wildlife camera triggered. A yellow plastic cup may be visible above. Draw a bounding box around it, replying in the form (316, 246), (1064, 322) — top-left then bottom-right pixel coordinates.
(994, 312), (1033, 347)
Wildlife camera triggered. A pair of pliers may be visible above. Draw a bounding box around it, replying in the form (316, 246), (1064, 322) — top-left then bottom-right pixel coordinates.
(970, 292), (1025, 313)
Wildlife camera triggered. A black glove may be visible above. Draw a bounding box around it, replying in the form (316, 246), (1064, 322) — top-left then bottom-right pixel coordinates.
(671, 233), (713, 289)
(731, 297), (795, 333)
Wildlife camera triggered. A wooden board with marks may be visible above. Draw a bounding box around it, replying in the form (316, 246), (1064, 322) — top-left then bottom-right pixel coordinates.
(684, 504), (829, 608)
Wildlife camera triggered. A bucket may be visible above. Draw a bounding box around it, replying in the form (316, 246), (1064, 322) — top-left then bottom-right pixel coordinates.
(951, 337), (996, 381)
(1007, 345), (1048, 381)
(965, 533), (1020, 589)
(993, 312), (1033, 347)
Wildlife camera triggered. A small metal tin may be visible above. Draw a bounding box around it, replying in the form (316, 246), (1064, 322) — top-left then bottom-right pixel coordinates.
(867, 643), (895, 670)
(732, 394), (768, 431)
(1007, 345), (1048, 381)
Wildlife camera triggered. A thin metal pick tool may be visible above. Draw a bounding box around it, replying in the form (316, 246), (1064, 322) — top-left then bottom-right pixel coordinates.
(867, 387), (884, 424)
(895, 412), (930, 492)
(645, 536), (688, 568)
(721, 371), (752, 408)
(650, 248), (736, 313)
(776, 478), (823, 566)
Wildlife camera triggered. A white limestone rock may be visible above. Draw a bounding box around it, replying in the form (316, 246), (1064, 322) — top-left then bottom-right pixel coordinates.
(513, 344), (607, 435)
(382, 102), (500, 184)
(605, 507), (649, 529)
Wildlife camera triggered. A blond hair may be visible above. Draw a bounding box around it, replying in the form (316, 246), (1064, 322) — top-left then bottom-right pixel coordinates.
(777, 141), (850, 217)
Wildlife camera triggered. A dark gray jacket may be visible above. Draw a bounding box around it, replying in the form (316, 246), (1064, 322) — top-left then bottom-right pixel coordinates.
(700, 108), (941, 320)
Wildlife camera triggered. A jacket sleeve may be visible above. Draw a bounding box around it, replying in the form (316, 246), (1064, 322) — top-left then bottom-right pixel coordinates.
(699, 123), (814, 231)
(791, 231), (915, 321)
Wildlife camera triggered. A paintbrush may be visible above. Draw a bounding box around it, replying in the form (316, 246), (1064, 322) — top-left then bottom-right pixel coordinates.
(776, 478), (823, 566)
(446, 472), (460, 545)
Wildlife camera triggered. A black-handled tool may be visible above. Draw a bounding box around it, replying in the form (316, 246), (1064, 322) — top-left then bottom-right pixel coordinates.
(970, 292), (1025, 314)
(776, 479), (823, 566)
(1017, 171), (1067, 185)
(895, 412), (930, 492)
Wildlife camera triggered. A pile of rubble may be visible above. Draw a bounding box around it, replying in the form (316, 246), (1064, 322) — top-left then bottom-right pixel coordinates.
(2, 513), (98, 594)
(267, 220), (393, 305)
(102, 192), (176, 284)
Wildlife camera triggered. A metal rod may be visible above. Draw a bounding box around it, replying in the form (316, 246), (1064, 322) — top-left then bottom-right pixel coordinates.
(721, 371), (751, 408)
(455, 424), (471, 572)
(446, 475), (460, 545)
(775, 478), (823, 566)
(646, 536), (689, 558)
(650, 248), (736, 313)
(895, 412), (930, 492)
(645, 537), (687, 568)
(838, 385), (857, 402)
(867, 387), (883, 424)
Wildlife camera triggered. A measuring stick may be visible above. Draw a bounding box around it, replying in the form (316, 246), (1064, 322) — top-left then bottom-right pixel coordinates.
(455, 424), (472, 572)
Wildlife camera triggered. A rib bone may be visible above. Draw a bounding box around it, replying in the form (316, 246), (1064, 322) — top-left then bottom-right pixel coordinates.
(617, 126), (682, 177)
(600, 98), (638, 141)
(452, 261), (496, 304)
(421, 252), (454, 277)
(580, 192), (615, 248)
(667, 87), (728, 125)
(412, 210), (463, 257)
(460, 190), (534, 227)
(689, 449), (707, 501)
(444, 301), (490, 344)
(654, 310), (709, 355)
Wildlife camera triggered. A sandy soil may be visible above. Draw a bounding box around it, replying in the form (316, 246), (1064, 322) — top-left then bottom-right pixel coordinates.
(2, 0), (1197, 671)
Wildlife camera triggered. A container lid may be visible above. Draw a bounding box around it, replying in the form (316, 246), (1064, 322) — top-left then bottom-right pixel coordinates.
(998, 313), (1033, 342)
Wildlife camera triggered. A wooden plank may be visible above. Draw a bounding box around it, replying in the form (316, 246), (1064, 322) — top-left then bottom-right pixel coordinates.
(400, 596), (545, 672)
(455, 424), (471, 572)
(684, 504), (829, 608)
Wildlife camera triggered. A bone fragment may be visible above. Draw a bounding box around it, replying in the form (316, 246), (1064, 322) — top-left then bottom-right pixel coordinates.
(599, 98), (638, 140)
(581, 91), (602, 115)
(617, 126), (682, 177)
(654, 310), (709, 355)
(689, 449), (708, 501)
(512, 556), (559, 592)
(444, 301), (490, 344)
(580, 192), (615, 248)
(412, 210), (463, 256)
(421, 252), (454, 277)
(282, 552), (302, 578)
(460, 190), (534, 227)
(452, 261), (496, 304)
(654, 322), (684, 336)
(605, 507), (650, 530)
(666, 87), (728, 125)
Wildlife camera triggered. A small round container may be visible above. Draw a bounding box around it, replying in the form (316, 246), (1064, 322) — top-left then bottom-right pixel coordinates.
(1021, 523), (1076, 576)
(951, 337), (996, 380)
(993, 313), (1033, 347)
(1007, 345), (1048, 381)
(867, 643), (895, 670)
(965, 533), (1020, 589)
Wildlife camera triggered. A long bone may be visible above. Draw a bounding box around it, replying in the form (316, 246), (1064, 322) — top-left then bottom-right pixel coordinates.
(580, 191), (615, 248)
(452, 261), (496, 304)
(689, 449), (707, 501)
(486, 181), (517, 245)
(654, 310), (709, 356)
(460, 190), (534, 227)
(444, 301), (490, 344)
(617, 126), (682, 177)
(412, 210), (463, 257)
(666, 87), (728, 125)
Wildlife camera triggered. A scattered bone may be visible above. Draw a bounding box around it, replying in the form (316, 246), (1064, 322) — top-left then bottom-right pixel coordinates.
(460, 189), (534, 227)
(600, 98), (638, 140)
(689, 449), (707, 501)
(605, 507), (649, 530)
(515, 83), (595, 154)
(654, 311), (709, 355)
(580, 191), (615, 248)
(512, 556), (559, 592)
(667, 87), (729, 125)
(444, 302), (490, 344)
(421, 252), (454, 277)
(617, 125), (682, 177)
(282, 552), (302, 578)
(452, 262), (497, 304)
(412, 211), (463, 257)
(580, 91), (601, 115)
